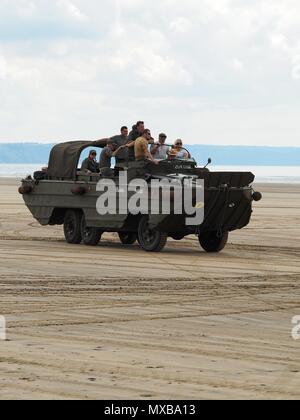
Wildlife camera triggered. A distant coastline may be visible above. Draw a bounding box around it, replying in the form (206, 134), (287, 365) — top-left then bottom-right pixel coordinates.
(0, 142), (300, 166)
(1, 163), (300, 183)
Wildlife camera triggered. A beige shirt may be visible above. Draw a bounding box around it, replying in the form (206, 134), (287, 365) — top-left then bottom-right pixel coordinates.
(134, 137), (149, 160)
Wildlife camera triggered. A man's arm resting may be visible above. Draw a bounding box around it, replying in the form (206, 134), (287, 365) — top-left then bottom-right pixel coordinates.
(125, 141), (135, 148)
(150, 144), (159, 155)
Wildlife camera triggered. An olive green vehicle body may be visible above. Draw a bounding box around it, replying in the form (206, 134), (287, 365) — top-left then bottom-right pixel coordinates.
(19, 140), (261, 252)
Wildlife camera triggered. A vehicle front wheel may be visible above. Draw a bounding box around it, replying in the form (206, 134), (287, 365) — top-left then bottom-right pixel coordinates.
(118, 232), (137, 245)
(81, 216), (103, 246)
(138, 216), (167, 252)
(199, 231), (229, 253)
(64, 210), (82, 244)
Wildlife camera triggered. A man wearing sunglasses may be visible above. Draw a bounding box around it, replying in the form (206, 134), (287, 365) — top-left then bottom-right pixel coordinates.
(169, 139), (189, 160)
(134, 129), (158, 164)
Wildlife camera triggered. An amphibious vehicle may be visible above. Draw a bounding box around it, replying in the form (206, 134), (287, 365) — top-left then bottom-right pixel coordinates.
(19, 140), (262, 252)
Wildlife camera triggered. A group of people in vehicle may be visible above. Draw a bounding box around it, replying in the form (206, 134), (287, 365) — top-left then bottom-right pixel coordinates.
(81, 121), (191, 173)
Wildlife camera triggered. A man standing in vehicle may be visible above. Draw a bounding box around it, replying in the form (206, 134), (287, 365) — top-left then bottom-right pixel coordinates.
(128, 121), (145, 141)
(126, 121), (145, 161)
(109, 126), (129, 164)
(135, 129), (158, 164)
(99, 140), (115, 169)
(115, 121), (146, 162)
(150, 133), (170, 160)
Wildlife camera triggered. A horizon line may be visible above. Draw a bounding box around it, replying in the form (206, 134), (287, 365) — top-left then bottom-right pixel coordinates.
(0, 142), (300, 149)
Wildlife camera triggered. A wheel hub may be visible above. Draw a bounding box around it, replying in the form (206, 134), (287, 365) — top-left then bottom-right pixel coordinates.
(143, 226), (155, 244)
(66, 220), (75, 235)
(82, 223), (92, 239)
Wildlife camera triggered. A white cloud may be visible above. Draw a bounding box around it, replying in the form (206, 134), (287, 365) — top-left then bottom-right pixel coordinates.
(169, 17), (191, 34)
(269, 33), (288, 51)
(0, 0), (300, 146)
(135, 51), (192, 86)
(57, 0), (88, 22)
(16, 1), (37, 18)
(292, 55), (300, 80)
(232, 58), (244, 72)
(10, 65), (42, 86)
(0, 56), (8, 80)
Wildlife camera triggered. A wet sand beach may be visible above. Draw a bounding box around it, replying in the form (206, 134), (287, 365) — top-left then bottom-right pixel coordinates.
(0, 179), (300, 399)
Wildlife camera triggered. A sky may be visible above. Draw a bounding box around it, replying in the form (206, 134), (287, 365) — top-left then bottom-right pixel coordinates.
(0, 0), (300, 146)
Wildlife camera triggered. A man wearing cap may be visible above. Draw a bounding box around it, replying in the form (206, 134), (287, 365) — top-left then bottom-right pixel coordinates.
(81, 150), (99, 173)
(150, 133), (170, 160)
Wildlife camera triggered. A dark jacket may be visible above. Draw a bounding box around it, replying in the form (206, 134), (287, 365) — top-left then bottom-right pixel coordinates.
(127, 129), (143, 161)
(110, 134), (129, 161)
(110, 134), (128, 147)
(81, 157), (99, 173)
(99, 147), (113, 169)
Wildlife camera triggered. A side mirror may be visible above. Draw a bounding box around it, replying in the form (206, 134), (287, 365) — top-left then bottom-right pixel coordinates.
(204, 158), (212, 169)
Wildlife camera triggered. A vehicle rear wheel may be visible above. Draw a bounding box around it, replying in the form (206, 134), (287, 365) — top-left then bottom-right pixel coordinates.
(199, 231), (229, 253)
(118, 232), (137, 245)
(81, 216), (102, 246)
(138, 216), (167, 252)
(64, 210), (82, 244)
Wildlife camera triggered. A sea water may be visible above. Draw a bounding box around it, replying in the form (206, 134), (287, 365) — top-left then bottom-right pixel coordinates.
(0, 164), (299, 183)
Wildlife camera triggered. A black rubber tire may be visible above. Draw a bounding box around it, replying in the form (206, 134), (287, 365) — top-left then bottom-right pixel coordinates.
(138, 216), (167, 252)
(118, 232), (137, 245)
(81, 216), (103, 246)
(199, 231), (229, 253)
(64, 210), (82, 244)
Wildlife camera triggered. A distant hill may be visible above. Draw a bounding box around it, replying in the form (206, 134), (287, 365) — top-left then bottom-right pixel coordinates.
(187, 145), (300, 166)
(0, 143), (54, 164)
(0, 142), (299, 166)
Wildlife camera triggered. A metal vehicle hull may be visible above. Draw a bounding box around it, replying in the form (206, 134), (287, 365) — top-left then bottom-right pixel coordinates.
(21, 171), (255, 234)
(19, 140), (261, 252)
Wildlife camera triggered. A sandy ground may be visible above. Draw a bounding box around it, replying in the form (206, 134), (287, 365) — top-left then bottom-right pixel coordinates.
(0, 178), (300, 400)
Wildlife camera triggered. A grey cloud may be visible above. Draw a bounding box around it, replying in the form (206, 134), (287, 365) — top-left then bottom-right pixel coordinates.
(0, 0), (300, 145)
